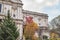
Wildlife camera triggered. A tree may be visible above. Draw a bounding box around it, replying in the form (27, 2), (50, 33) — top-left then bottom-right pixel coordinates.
(49, 15), (60, 40)
(0, 10), (19, 40)
(50, 15), (60, 29)
(23, 22), (38, 40)
(23, 16), (38, 40)
(0, 22), (4, 40)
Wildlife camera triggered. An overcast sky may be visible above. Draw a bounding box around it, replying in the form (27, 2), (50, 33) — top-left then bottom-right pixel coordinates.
(22, 0), (60, 21)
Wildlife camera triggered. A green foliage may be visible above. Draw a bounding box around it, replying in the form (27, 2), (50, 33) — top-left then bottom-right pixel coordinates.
(49, 38), (60, 40)
(49, 15), (60, 38)
(50, 15), (60, 29)
(0, 10), (19, 40)
(23, 21), (39, 40)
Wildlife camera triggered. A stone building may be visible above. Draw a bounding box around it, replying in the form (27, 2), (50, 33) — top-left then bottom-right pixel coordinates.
(23, 10), (49, 40)
(0, 0), (48, 40)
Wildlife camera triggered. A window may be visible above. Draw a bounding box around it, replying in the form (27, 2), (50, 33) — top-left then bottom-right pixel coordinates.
(13, 14), (15, 17)
(0, 4), (2, 12)
(0, 19), (2, 22)
(43, 36), (48, 40)
(38, 18), (41, 21)
(39, 23), (41, 25)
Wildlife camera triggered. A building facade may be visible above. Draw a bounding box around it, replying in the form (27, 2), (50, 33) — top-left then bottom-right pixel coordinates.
(23, 10), (49, 40)
(0, 0), (49, 40)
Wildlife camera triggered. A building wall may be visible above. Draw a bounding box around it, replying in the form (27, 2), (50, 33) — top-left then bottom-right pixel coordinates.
(0, 0), (23, 19)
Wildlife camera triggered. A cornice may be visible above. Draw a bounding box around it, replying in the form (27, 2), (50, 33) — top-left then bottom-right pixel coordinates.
(0, 0), (23, 7)
(23, 10), (48, 17)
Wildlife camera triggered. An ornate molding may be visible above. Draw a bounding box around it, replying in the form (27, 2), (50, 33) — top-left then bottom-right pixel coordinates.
(23, 10), (48, 16)
(23, 10), (48, 19)
(0, 0), (23, 7)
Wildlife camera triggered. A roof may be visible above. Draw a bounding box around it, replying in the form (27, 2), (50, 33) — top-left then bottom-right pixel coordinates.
(22, 10), (48, 17)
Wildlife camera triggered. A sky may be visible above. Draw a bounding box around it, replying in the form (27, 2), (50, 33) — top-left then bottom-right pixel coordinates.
(22, 0), (60, 22)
